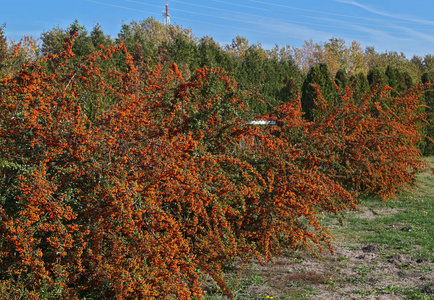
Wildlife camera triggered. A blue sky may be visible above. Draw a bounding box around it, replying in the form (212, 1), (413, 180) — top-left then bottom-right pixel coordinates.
(2, 0), (434, 58)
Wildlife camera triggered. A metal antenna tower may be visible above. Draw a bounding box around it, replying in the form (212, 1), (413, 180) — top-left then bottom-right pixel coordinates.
(163, 0), (171, 26)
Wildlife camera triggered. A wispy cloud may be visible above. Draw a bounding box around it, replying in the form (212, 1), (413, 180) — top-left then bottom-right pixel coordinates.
(335, 0), (434, 25)
(259, 14), (433, 58)
(333, 21), (433, 57)
(332, 0), (434, 56)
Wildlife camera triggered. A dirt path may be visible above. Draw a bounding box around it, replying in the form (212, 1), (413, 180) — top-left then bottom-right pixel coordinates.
(219, 205), (434, 300)
(244, 242), (433, 299)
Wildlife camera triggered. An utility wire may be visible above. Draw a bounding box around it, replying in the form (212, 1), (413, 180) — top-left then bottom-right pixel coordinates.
(205, 0), (434, 32)
(86, 0), (158, 15)
(90, 0), (433, 42)
(85, 0), (370, 40)
(123, 0), (374, 32)
(85, 0), (293, 38)
(209, 0), (273, 12)
(168, 0), (433, 34)
(248, 0), (428, 26)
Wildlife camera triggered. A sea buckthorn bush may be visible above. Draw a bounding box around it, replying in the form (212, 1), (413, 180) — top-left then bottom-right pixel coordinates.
(297, 83), (431, 200)
(0, 35), (430, 299)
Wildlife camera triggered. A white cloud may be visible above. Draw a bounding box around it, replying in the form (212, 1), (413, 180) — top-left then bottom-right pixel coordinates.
(335, 0), (434, 25)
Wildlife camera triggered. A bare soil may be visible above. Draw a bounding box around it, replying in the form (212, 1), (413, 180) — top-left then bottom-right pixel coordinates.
(244, 242), (433, 299)
(224, 205), (434, 299)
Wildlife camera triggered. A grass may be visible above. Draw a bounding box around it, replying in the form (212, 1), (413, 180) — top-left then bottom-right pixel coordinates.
(202, 157), (434, 299)
(339, 158), (434, 261)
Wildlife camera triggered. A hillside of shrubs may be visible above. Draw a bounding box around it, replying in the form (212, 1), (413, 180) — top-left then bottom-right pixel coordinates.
(0, 19), (433, 299)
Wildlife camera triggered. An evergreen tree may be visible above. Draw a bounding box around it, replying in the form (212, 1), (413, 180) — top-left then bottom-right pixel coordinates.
(349, 72), (369, 103)
(385, 65), (414, 95)
(423, 55), (434, 74)
(335, 68), (349, 92)
(0, 23), (7, 64)
(411, 55), (425, 75)
(198, 36), (234, 71)
(273, 58), (304, 104)
(117, 24), (136, 52)
(115, 24), (140, 71)
(164, 33), (199, 78)
(0, 23), (9, 77)
(279, 76), (299, 103)
(367, 66), (388, 88)
(40, 25), (67, 54)
(90, 23), (113, 49)
(235, 45), (268, 114)
(234, 45), (304, 114)
(69, 21), (95, 58)
(421, 72), (434, 155)
(236, 46), (264, 88)
(301, 63), (336, 120)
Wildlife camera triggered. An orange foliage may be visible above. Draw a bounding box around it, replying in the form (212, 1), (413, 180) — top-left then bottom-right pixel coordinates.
(0, 36), (429, 299)
(297, 83), (432, 199)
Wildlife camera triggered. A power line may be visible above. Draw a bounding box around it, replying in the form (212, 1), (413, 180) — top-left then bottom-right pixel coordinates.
(206, 0), (434, 32)
(88, 0), (434, 45)
(248, 0), (427, 26)
(86, 0), (158, 15)
(212, 0), (431, 29)
(85, 0), (287, 37)
(171, 0), (275, 16)
(167, 0), (433, 34)
(123, 0), (371, 32)
(170, 15), (372, 42)
(124, 0), (160, 9)
(85, 0), (371, 41)
(209, 0), (273, 12)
